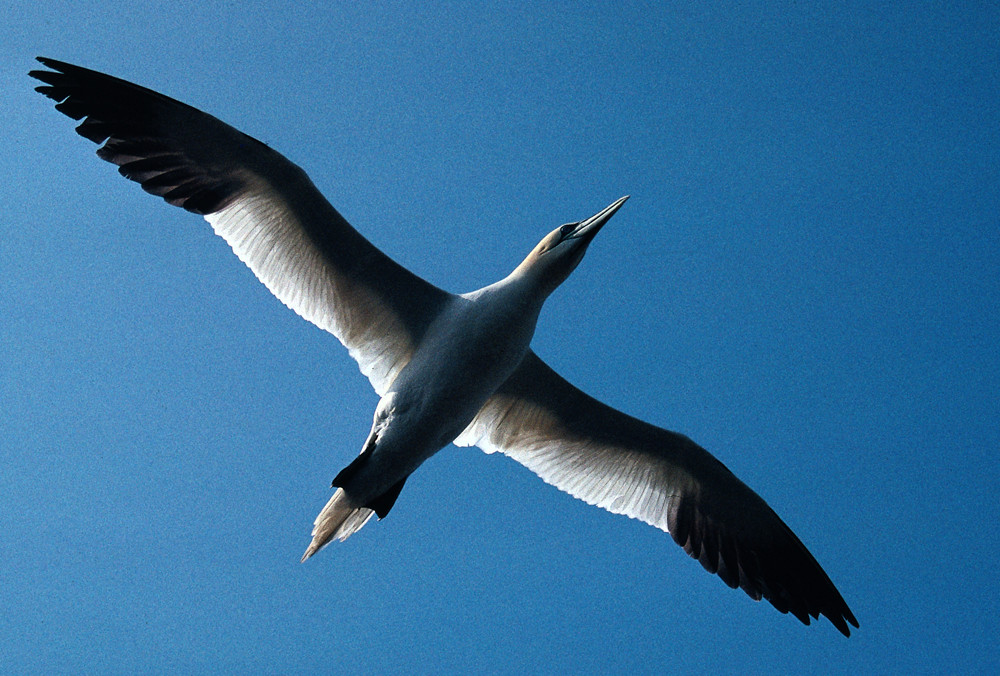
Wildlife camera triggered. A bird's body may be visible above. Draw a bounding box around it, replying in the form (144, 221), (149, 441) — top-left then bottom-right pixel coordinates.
(31, 57), (858, 636)
(305, 197), (627, 554)
(336, 278), (544, 507)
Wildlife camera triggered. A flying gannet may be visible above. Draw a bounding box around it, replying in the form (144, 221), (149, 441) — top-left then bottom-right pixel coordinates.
(30, 57), (857, 636)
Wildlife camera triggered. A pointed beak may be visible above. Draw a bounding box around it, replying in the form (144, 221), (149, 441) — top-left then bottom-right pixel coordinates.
(566, 195), (630, 242)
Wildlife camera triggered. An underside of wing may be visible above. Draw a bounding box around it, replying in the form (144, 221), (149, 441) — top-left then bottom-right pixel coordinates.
(30, 57), (452, 394)
(456, 351), (858, 636)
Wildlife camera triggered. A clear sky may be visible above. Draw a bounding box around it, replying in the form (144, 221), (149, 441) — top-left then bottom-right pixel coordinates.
(4, 1), (999, 673)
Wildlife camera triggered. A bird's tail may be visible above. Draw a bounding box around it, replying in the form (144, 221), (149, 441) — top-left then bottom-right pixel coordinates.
(300, 488), (374, 562)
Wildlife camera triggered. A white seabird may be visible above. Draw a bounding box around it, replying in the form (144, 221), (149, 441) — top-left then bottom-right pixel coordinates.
(31, 57), (858, 636)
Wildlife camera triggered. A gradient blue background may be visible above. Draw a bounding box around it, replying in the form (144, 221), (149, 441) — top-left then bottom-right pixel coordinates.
(4, 2), (998, 673)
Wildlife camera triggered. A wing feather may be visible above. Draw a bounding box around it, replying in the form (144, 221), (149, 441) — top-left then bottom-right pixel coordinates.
(456, 351), (858, 636)
(31, 57), (452, 394)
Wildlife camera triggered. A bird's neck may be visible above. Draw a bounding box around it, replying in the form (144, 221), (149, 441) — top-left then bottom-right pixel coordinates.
(505, 255), (570, 306)
(490, 265), (557, 316)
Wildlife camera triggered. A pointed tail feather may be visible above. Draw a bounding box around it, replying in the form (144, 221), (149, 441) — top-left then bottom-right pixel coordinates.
(301, 488), (375, 562)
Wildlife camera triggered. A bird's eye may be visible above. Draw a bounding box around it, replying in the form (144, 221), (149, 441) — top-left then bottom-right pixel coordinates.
(559, 223), (577, 237)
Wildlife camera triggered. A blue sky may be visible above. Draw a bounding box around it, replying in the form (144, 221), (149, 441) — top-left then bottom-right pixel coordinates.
(4, 1), (998, 672)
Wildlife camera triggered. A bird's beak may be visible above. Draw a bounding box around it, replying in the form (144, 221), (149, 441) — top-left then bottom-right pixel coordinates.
(565, 195), (630, 242)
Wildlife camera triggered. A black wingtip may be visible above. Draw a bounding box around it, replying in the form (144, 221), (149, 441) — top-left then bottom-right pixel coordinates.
(35, 56), (81, 71)
(30, 58), (73, 104)
(32, 56), (66, 76)
(29, 57), (254, 216)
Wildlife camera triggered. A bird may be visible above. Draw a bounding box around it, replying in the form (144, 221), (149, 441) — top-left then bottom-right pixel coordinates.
(30, 56), (858, 636)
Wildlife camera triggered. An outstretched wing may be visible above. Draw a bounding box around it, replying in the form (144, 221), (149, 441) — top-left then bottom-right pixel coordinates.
(31, 57), (452, 395)
(456, 351), (858, 636)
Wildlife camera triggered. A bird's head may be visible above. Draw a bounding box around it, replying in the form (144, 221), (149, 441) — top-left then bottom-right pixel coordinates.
(513, 196), (629, 295)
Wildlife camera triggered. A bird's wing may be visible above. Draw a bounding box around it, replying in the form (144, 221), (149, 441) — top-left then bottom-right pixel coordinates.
(455, 351), (858, 636)
(30, 57), (452, 395)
